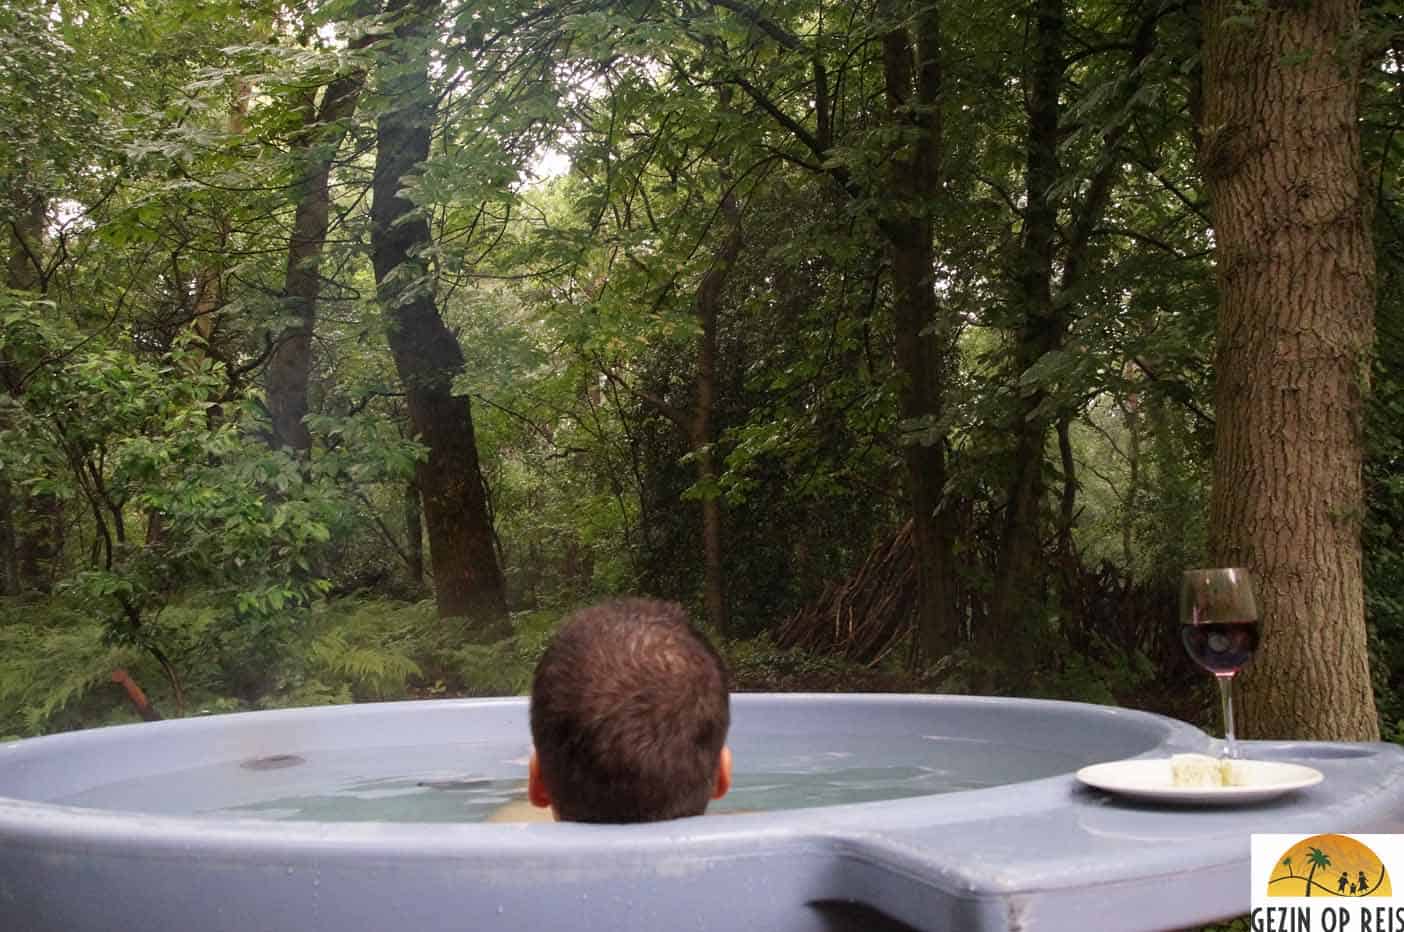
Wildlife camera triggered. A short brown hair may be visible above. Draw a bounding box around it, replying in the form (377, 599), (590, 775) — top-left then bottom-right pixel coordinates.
(529, 598), (730, 823)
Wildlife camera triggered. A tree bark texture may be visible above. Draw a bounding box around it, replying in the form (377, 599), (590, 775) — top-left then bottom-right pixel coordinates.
(690, 176), (742, 639)
(879, 0), (960, 661)
(403, 480), (424, 586)
(682, 81), (745, 638)
(987, 0), (1064, 668)
(370, 0), (509, 636)
(1200, 0), (1378, 739)
(265, 46), (369, 453)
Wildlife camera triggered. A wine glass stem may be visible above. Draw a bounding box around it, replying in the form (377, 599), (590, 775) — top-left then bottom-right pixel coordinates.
(1217, 673), (1237, 759)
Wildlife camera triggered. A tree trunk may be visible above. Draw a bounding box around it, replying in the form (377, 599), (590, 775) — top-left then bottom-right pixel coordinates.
(1121, 394), (1141, 569)
(403, 480), (424, 586)
(716, 0), (959, 657)
(879, 0), (959, 662)
(265, 45), (368, 453)
(110, 669), (162, 722)
(0, 479), (17, 596)
(6, 184), (43, 291)
(1056, 413), (1077, 562)
(989, 1), (1157, 666)
(1200, 0), (1378, 739)
(987, 0), (1064, 668)
(370, 0), (509, 637)
(690, 100), (743, 637)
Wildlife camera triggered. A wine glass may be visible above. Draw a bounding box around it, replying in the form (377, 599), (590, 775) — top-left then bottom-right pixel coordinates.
(1179, 568), (1260, 759)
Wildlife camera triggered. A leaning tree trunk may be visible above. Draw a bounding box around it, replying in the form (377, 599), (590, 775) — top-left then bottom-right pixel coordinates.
(369, 0), (508, 636)
(265, 38), (369, 454)
(1200, 0), (1378, 739)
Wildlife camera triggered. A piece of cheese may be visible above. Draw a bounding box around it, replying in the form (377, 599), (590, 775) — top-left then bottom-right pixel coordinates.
(1170, 753), (1238, 787)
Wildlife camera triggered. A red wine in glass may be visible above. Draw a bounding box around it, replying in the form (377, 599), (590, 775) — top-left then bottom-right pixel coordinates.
(1180, 619), (1260, 675)
(1180, 568), (1259, 759)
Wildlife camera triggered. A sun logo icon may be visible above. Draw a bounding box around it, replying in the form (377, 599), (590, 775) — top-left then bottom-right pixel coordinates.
(1267, 834), (1391, 898)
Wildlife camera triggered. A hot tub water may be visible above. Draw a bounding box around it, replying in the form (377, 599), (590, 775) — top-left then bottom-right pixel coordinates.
(52, 733), (1092, 822)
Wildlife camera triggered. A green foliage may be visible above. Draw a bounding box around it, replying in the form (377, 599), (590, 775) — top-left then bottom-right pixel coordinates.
(0, 0), (1395, 749)
(308, 633), (421, 700)
(450, 609), (562, 695)
(724, 636), (854, 690)
(0, 593), (570, 735)
(1026, 642), (1158, 708)
(0, 601), (139, 737)
(0, 299), (355, 691)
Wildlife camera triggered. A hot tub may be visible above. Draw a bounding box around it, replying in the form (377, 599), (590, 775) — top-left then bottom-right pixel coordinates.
(1, 694), (1401, 931)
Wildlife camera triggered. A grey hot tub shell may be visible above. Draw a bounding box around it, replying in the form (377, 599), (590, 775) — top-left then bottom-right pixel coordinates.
(1, 694), (1401, 932)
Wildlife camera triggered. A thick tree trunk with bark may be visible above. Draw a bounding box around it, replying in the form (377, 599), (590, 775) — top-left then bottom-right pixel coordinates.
(690, 133), (743, 637)
(265, 48), (368, 453)
(879, 0), (960, 661)
(1200, 0), (1378, 739)
(370, 0), (508, 636)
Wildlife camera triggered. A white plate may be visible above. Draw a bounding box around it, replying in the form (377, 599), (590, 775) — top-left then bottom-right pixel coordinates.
(1076, 758), (1324, 805)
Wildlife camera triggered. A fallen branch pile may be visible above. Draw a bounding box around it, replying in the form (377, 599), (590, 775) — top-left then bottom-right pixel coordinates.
(774, 520), (916, 666)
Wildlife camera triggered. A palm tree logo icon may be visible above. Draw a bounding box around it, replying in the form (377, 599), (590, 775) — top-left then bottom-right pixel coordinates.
(1267, 835), (1389, 898)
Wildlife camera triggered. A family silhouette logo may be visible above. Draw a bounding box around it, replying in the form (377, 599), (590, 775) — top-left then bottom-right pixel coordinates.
(1253, 834), (1404, 932)
(1267, 835), (1390, 898)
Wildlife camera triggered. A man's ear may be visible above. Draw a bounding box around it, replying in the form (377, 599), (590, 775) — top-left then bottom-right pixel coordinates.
(528, 751), (553, 809)
(712, 745), (732, 800)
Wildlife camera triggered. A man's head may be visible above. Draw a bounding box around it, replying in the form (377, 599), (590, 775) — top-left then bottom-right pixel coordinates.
(528, 598), (732, 823)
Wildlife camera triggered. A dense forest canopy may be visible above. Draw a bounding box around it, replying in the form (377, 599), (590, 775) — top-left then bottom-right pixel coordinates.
(0, 0), (1399, 744)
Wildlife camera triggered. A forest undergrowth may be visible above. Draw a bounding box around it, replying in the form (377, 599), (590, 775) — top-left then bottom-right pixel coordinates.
(0, 587), (1225, 743)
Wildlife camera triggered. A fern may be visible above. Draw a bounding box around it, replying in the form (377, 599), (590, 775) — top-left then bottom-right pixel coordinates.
(453, 641), (534, 696)
(0, 615), (141, 737)
(308, 631), (422, 699)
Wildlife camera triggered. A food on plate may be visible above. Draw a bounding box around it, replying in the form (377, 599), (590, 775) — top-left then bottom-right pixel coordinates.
(1170, 753), (1240, 787)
